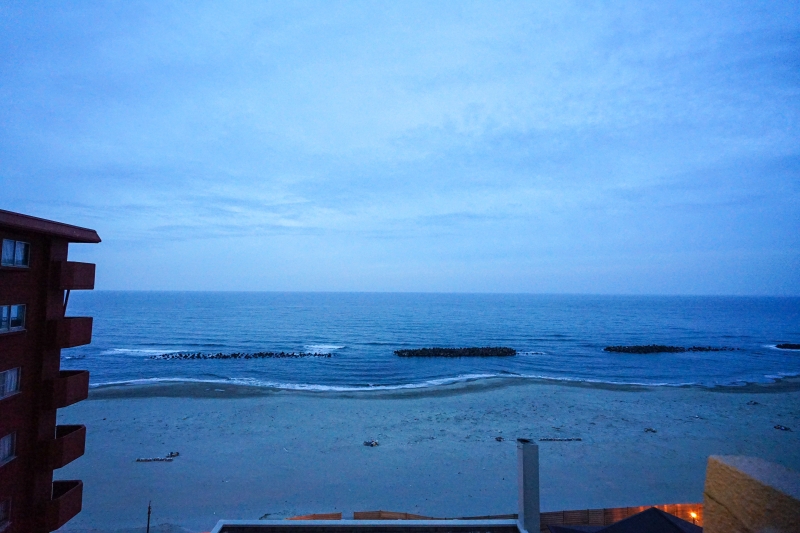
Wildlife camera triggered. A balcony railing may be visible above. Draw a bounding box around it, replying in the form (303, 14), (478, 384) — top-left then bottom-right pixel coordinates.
(42, 425), (86, 470)
(48, 317), (93, 349)
(44, 370), (90, 409)
(45, 480), (83, 531)
(55, 261), (96, 290)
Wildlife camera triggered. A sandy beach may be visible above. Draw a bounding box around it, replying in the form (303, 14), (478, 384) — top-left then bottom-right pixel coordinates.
(56, 378), (800, 533)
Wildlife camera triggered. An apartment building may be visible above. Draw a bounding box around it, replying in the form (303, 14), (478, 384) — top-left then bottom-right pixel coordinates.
(0, 209), (100, 532)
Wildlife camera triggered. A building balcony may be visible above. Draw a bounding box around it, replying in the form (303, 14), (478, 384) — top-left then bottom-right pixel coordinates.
(42, 425), (86, 470)
(45, 480), (83, 531)
(48, 317), (93, 349)
(44, 370), (90, 409)
(55, 261), (96, 290)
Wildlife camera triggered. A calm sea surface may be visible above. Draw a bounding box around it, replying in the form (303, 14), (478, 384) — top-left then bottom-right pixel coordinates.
(61, 292), (800, 390)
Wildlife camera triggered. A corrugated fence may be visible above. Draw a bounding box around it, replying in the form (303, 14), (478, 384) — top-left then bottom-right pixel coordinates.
(286, 503), (703, 529)
(539, 503), (703, 530)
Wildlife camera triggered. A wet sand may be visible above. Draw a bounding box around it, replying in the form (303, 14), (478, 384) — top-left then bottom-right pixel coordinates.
(57, 378), (800, 532)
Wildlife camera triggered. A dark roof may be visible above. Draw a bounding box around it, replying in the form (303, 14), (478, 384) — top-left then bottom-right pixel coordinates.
(0, 209), (101, 243)
(548, 508), (701, 533)
(601, 508), (700, 533)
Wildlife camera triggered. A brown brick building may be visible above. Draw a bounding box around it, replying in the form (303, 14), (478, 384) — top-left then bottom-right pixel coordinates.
(0, 210), (100, 532)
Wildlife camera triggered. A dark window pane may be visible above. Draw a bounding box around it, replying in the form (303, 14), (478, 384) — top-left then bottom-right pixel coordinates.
(2, 368), (20, 396)
(1, 240), (13, 266)
(9, 305), (24, 329)
(8, 368), (19, 393)
(0, 433), (14, 462)
(14, 241), (29, 266)
(0, 307), (8, 331)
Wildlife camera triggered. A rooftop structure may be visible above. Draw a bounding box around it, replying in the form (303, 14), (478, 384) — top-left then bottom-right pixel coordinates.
(0, 209), (100, 532)
(209, 449), (800, 533)
(209, 441), (709, 533)
(547, 507), (700, 532)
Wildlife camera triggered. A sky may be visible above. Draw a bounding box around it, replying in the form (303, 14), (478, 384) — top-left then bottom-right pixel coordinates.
(1, 1), (799, 294)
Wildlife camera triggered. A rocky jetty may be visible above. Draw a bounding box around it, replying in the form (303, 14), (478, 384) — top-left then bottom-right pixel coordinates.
(604, 345), (738, 354)
(776, 343), (800, 350)
(686, 346), (739, 352)
(394, 347), (516, 357)
(149, 351), (332, 360)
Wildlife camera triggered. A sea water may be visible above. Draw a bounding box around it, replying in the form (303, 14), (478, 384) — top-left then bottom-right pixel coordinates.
(60, 292), (800, 390)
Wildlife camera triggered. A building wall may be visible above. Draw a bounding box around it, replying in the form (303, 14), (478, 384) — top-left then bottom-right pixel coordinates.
(1, 228), (49, 532)
(703, 455), (800, 533)
(0, 225), (91, 533)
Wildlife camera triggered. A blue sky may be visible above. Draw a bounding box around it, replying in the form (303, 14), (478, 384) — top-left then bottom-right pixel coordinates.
(1, 1), (798, 294)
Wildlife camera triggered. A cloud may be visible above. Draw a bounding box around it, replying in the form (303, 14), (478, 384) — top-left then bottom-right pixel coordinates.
(1, 1), (798, 293)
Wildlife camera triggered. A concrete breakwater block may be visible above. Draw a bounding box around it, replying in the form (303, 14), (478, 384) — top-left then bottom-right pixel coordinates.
(149, 351), (332, 360)
(604, 345), (738, 354)
(394, 347), (516, 357)
(703, 455), (800, 533)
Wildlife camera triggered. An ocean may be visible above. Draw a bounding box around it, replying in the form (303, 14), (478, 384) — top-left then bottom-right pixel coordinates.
(61, 292), (800, 391)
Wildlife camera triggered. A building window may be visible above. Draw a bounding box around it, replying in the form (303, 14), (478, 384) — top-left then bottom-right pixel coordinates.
(0, 499), (8, 531)
(0, 433), (15, 466)
(0, 305), (25, 333)
(1, 239), (29, 267)
(0, 368), (20, 399)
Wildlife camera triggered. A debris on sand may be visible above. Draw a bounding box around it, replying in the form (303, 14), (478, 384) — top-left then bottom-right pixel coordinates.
(136, 451), (181, 462)
(774, 425), (792, 431)
(363, 439), (379, 447)
(644, 428), (657, 433)
(539, 437), (582, 442)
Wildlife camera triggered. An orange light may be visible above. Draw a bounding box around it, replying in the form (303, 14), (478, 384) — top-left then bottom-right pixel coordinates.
(690, 512), (698, 519)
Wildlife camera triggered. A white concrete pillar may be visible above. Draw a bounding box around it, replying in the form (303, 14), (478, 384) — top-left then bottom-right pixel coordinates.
(517, 438), (540, 533)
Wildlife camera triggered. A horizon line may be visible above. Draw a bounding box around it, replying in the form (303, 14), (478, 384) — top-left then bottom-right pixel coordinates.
(82, 289), (800, 297)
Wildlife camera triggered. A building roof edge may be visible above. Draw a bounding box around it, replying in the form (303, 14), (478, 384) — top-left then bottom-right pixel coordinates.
(0, 209), (101, 243)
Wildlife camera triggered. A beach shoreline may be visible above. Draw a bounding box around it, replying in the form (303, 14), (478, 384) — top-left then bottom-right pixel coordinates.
(59, 378), (800, 533)
(86, 374), (800, 400)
